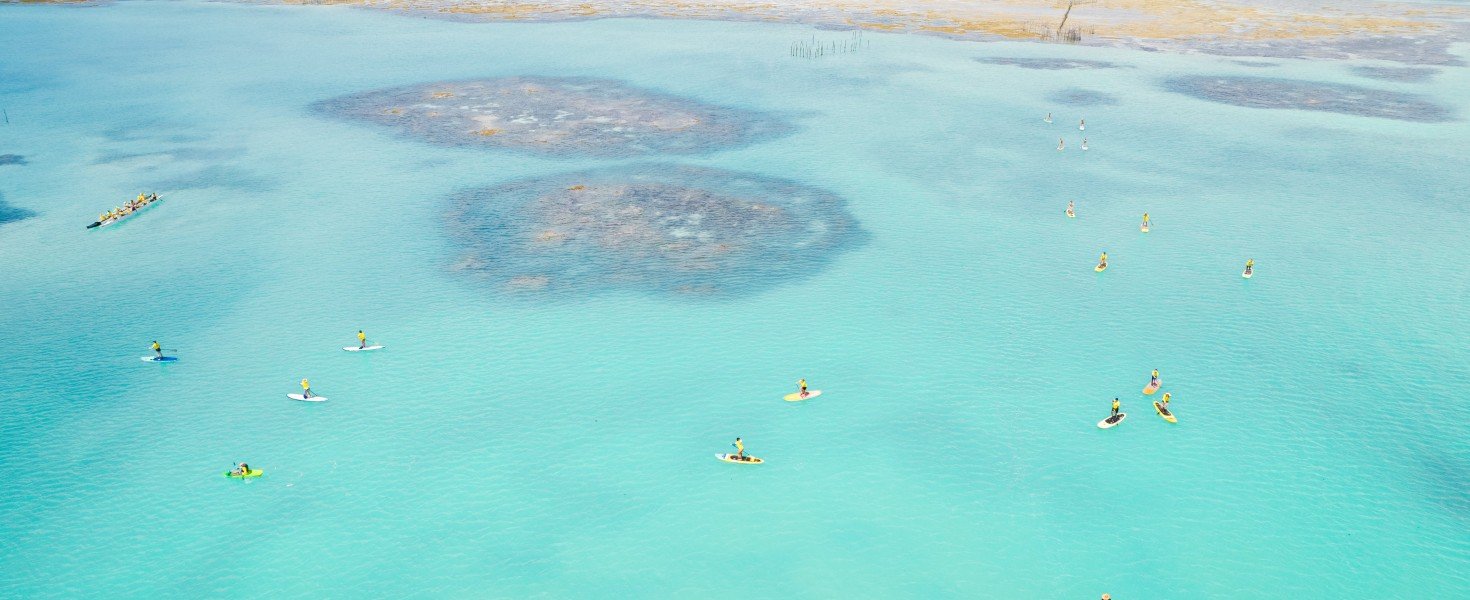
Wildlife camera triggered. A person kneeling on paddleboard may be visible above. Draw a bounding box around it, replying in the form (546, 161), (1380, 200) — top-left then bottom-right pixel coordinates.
(151, 340), (162, 358)
(357, 330), (367, 349)
(300, 378), (313, 399)
(1111, 398), (1121, 416)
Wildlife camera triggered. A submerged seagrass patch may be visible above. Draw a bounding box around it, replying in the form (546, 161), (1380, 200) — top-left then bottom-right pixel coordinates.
(446, 165), (865, 297)
(1164, 75), (1453, 122)
(314, 76), (792, 157)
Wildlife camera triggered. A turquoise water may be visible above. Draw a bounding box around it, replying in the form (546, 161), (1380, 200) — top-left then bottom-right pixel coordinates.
(2, 2), (1469, 597)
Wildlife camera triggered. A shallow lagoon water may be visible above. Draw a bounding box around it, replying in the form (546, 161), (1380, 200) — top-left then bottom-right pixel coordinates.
(2, 2), (1469, 597)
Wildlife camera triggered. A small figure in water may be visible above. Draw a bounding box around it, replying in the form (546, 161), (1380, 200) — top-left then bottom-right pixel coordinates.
(1066, 200), (1076, 218)
(1111, 397), (1121, 416)
(1058, 138), (1065, 151)
(1081, 138), (1089, 151)
(1096, 251), (1108, 271)
(1161, 392), (1172, 407)
(797, 378), (809, 399)
(357, 330), (367, 349)
(1150, 369), (1160, 386)
(300, 378), (313, 399)
(733, 437), (745, 460)
(1045, 112), (1053, 123)
(151, 340), (162, 358)
(231, 462), (250, 476)
(1079, 118), (1086, 131)
(1141, 212), (1151, 231)
(1243, 259), (1254, 278)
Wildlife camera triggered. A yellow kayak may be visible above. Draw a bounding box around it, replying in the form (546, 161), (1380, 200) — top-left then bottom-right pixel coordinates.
(224, 469), (263, 478)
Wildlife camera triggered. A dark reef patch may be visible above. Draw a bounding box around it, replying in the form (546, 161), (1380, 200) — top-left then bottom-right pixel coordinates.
(315, 76), (792, 157)
(446, 165), (865, 297)
(1164, 76), (1453, 123)
(1047, 88), (1119, 107)
(0, 192), (36, 226)
(977, 57), (1120, 70)
(0, 154), (26, 166)
(1351, 66), (1438, 83)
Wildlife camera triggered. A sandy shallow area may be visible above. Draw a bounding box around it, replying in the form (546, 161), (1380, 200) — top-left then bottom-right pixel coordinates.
(251, 0), (1470, 64)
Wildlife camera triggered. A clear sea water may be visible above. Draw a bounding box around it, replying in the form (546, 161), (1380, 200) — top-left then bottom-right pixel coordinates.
(2, 2), (1468, 597)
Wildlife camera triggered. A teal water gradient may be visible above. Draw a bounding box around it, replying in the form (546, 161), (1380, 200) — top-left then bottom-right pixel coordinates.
(2, 2), (1469, 597)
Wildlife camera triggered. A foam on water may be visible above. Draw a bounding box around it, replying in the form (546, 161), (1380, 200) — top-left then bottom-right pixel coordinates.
(1, 2), (1468, 598)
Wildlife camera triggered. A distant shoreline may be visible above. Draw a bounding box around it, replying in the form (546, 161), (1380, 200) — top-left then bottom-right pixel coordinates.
(14, 0), (1470, 65)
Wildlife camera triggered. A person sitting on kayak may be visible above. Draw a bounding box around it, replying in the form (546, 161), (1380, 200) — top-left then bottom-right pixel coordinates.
(300, 378), (313, 399)
(733, 437), (745, 460)
(357, 330), (367, 349)
(1111, 398), (1121, 416)
(151, 341), (162, 358)
(232, 462), (250, 476)
(797, 379), (808, 398)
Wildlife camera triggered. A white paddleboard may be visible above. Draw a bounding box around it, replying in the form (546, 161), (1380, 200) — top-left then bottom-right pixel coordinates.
(715, 453), (763, 464)
(1242, 269), (1253, 279)
(343, 345), (384, 352)
(287, 393), (327, 402)
(783, 390), (822, 402)
(1098, 413), (1126, 429)
(140, 356), (178, 362)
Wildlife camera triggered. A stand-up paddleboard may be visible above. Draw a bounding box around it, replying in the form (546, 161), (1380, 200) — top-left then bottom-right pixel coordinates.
(287, 394), (326, 402)
(1140, 224), (1150, 233)
(141, 356), (178, 362)
(1066, 210), (1075, 218)
(715, 453), (763, 464)
(343, 345), (384, 352)
(783, 390), (822, 402)
(1154, 401), (1177, 423)
(1098, 413), (1126, 428)
(1242, 268), (1253, 279)
(225, 469), (263, 478)
(1143, 380), (1160, 395)
(1095, 263), (1107, 272)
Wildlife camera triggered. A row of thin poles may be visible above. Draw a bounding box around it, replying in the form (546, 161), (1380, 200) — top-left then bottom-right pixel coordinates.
(790, 31), (868, 58)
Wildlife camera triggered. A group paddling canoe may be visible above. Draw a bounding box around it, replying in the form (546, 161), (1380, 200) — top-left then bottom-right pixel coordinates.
(87, 193), (160, 229)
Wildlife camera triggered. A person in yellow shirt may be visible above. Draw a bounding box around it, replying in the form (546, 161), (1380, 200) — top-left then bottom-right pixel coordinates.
(1150, 369), (1160, 385)
(1161, 392), (1172, 407)
(301, 378), (313, 399)
(733, 437), (745, 460)
(1111, 398), (1121, 416)
(357, 330), (367, 349)
(1244, 259), (1254, 276)
(797, 378), (808, 399)
(151, 340), (162, 358)
(1097, 252), (1108, 270)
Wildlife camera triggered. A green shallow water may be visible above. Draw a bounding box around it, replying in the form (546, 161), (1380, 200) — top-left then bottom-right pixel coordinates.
(1, 2), (1468, 597)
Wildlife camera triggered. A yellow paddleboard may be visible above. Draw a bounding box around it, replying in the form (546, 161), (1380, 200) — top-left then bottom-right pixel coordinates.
(715, 454), (763, 464)
(1154, 401), (1177, 423)
(1095, 263), (1107, 272)
(783, 389), (822, 402)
